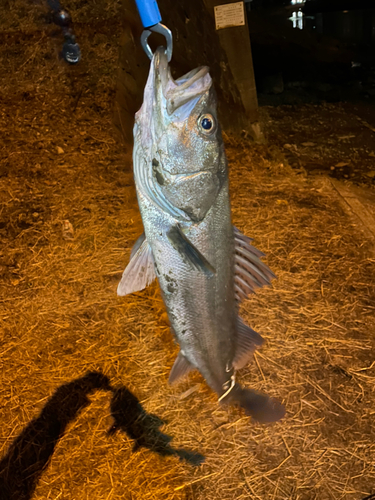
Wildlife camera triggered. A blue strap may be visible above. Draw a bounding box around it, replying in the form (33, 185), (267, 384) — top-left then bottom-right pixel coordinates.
(135, 0), (162, 28)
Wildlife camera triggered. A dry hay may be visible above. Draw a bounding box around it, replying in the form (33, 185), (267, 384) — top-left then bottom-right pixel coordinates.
(1, 1), (375, 499)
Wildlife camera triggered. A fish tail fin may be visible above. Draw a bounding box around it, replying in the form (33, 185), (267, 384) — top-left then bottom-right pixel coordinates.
(232, 387), (285, 424)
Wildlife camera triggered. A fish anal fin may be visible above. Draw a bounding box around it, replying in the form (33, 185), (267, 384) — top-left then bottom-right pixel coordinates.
(117, 237), (156, 296)
(169, 352), (193, 384)
(167, 225), (215, 276)
(233, 317), (264, 370)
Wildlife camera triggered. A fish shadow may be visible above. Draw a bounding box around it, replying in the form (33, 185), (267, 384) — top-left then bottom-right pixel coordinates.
(108, 387), (204, 466)
(0, 371), (204, 500)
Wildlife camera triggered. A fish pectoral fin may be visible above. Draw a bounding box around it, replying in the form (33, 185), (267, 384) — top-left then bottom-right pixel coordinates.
(168, 352), (193, 384)
(234, 226), (276, 303)
(117, 236), (156, 296)
(233, 317), (264, 370)
(167, 225), (215, 276)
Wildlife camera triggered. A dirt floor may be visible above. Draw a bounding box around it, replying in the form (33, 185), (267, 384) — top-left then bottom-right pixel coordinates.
(1, 2), (375, 500)
(260, 102), (375, 185)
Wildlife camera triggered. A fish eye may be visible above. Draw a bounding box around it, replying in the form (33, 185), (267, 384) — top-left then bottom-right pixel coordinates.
(198, 114), (216, 135)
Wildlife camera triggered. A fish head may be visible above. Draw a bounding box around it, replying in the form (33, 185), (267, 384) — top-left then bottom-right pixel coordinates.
(134, 47), (227, 222)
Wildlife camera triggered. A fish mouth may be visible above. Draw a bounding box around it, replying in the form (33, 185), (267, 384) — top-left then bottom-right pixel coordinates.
(153, 47), (212, 116)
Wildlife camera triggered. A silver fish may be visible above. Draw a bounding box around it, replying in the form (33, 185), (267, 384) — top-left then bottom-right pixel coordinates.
(118, 48), (285, 424)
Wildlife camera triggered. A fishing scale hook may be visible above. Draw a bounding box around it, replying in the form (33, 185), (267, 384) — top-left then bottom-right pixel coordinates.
(141, 24), (173, 63)
(134, 0), (173, 62)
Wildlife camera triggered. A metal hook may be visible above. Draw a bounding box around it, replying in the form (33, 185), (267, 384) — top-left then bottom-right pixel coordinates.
(218, 374), (236, 402)
(140, 23), (173, 62)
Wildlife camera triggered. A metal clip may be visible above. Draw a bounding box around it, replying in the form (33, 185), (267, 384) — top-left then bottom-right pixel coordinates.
(140, 23), (173, 62)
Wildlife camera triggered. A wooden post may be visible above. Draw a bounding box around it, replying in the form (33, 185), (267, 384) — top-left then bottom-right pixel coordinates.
(203, 0), (259, 125)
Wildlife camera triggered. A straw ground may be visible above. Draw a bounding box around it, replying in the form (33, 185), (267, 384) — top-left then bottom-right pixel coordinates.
(1, 1), (375, 499)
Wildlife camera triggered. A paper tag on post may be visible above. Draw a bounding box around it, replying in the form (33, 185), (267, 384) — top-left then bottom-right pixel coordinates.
(214, 2), (245, 30)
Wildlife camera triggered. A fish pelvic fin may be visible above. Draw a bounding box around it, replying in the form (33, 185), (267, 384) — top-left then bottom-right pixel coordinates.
(167, 225), (215, 276)
(117, 234), (156, 296)
(231, 386), (285, 424)
(168, 352), (193, 384)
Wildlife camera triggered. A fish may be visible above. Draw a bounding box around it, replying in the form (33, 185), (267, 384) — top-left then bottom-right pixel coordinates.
(118, 47), (285, 424)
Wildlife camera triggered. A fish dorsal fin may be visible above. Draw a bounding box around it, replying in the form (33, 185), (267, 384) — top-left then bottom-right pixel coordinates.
(117, 235), (156, 296)
(168, 352), (193, 384)
(234, 227), (276, 303)
(233, 317), (264, 370)
(167, 225), (215, 276)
